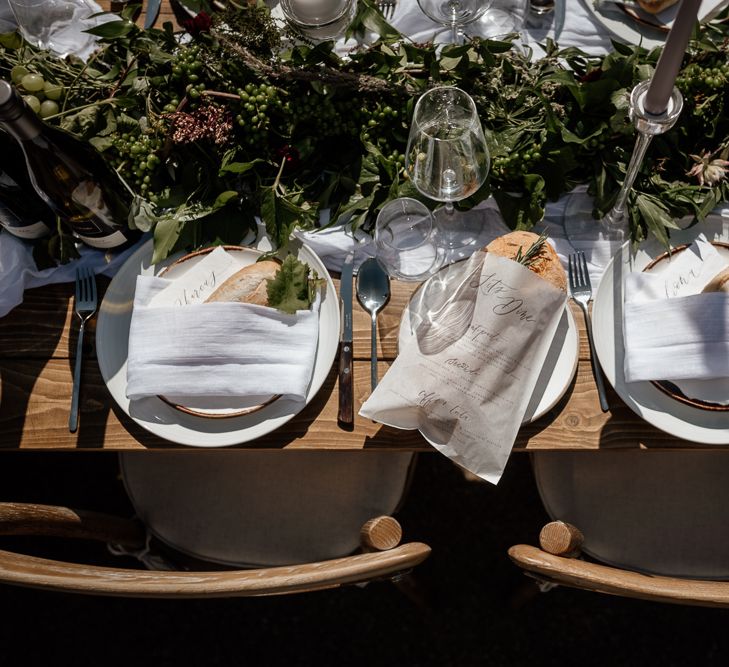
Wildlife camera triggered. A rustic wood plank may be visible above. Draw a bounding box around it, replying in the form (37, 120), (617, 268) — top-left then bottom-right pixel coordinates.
(0, 358), (429, 450)
(0, 267), (710, 451)
(1, 352), (724, 451)
(0, 273), (592, 361)
(101, 1), (180, 28)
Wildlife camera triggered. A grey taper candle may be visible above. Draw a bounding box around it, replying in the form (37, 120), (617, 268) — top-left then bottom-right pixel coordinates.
(644, 0), (701, 115)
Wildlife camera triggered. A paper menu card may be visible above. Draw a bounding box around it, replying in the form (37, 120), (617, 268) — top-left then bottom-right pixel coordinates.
(360, 252), (567, 485)
(623, 235), (729, 385)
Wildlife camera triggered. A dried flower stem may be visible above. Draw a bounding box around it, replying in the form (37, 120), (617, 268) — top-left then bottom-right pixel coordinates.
(212, 30), (416, 95)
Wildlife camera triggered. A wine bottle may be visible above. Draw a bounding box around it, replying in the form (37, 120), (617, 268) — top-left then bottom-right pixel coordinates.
(0, 80), (140, 250)
(0, 130), (55, 240)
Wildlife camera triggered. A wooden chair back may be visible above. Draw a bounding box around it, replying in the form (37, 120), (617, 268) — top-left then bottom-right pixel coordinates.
(0, 503), (430, 598)
(509, 521), (729, 608)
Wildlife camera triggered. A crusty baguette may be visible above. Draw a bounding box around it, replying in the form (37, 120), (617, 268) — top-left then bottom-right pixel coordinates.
(205, 260), (280, 306)
(637, 0), (679, 15)
(702, 267), (729, 294)
(485, 231), (567, 292)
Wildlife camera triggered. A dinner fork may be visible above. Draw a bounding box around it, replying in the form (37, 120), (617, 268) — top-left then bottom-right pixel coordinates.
(376, 0), (397, 20)
(69, 267), (98, 433)
(568, 252), (609, 413)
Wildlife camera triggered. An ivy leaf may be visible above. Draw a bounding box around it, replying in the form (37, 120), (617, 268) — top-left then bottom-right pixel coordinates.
(347, 0), (401, 40)
(152, 206), (190, 264)
(129, 195), (157, 232)
(635, 192), (673, 246)
(219, 159), (264, 175)
(260, 187), (307, 247)
(85, 20), (135, 39)
(440, 55), (462, 71)
(0, 32), (22, 49)
(213, 190), (239, 208)
(266, 255), (313, 314)
(89, 135), (114, 151)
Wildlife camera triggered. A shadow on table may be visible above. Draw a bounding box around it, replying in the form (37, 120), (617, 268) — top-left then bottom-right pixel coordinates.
(0, 283), (70, 450)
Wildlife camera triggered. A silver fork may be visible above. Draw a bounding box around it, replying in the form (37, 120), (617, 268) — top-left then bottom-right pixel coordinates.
(376, 0), (397, 20)
(568, 252), (609, 413)
(69, 267), (98, 433)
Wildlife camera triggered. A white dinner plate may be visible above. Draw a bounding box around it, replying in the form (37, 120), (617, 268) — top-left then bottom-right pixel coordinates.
(96, 238), (340, 447)
(398, 270), (579, 424)
(592, 211), (729, 444)
(583, 0), (726, 50)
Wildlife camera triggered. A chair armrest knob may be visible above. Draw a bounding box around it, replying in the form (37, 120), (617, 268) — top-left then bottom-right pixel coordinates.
(539, 521), (584, 557)
(360, 516), (402, 551)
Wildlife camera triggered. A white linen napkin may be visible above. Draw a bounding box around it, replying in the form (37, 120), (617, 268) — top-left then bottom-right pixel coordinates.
(126, 270), (321, 402)
(623, 236), (729, 383)
(360, 250), (566, 484)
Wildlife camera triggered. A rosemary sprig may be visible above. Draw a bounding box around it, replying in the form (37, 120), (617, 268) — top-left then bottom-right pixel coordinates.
(515, 232), (548, 267)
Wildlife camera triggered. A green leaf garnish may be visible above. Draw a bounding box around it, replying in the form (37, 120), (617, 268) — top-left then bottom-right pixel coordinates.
(266, 255), (316, 315)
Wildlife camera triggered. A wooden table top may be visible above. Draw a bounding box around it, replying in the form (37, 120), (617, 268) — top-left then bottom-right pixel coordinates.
(0, 2), (719, 451)
(0, 264), (714, 451)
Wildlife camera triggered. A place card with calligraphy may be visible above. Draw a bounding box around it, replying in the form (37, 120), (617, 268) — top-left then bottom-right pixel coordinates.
(360, 251), (567, 484)
(623, 235), (729, 385)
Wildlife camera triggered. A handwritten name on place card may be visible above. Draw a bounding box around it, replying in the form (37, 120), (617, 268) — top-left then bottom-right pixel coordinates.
(149, 246), (241, 308)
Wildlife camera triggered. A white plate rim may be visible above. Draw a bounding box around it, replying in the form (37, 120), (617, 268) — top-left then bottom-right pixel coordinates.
(583, 0), (724, 50)
(592, 212), (729, 444)
(582, 0), (666, 49)
(397, 277), (579, 424)
(96, 239), (340, 447)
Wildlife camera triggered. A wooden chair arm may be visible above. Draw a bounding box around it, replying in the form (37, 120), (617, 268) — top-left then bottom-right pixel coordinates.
(508, 544), (729, 609)
(0, 505), (429, 597)
(0, 542), (431, 598)
(0, 503), (145, 549)
(360, 515), (402, 551)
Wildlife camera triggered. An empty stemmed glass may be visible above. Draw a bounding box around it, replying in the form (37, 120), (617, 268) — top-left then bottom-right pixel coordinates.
(406, 86), (490, 250)
(416, 0), (493, 43)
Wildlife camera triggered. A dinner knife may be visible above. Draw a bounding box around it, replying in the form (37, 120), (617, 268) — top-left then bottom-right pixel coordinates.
(144, 0), (162, 30)
(338, 253), (355, 426)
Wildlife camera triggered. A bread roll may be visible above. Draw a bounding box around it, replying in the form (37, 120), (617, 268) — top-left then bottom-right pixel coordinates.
(637, 0), (679, 14)
(702, 267), (729, 294)
(485, 231), (567, 291)
(206, 260), (280, 305)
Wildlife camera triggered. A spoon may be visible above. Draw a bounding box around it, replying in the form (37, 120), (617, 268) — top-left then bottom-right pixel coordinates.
(529, 0), (555, 14)
(356, 258), (391, 392)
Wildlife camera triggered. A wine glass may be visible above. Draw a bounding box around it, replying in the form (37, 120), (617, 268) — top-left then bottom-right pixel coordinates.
(472, 0), (528, 40)
(416, 0), (493, 43)
(406, 86), (490, 250)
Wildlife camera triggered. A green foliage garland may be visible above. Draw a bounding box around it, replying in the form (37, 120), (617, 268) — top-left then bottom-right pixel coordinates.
(0, 1), (727, 264)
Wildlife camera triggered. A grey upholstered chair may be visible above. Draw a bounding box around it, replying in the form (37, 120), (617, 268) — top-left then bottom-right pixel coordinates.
(510, 451), (729, 607)
(0, 452), (429, 597)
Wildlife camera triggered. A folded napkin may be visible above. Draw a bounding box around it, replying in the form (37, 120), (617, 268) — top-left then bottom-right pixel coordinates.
(360, 250), (566, 484)
(623, 236), (729, 383)
(126, 260), (320, 402)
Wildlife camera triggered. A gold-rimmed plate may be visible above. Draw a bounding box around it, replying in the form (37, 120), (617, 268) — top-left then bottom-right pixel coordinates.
(643, 242), (729, 411)
(591, 211), (729, 445)
(585, 0), (728, 49)
(157, 245), (281, 420)
(96, 238), (339, 447)
(396, 256), (579, 424)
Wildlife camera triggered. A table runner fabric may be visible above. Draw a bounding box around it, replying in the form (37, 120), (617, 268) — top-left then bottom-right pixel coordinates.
(126, 275), (321, 401)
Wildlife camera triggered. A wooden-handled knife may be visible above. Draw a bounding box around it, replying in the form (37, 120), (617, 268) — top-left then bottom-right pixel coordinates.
(338, 253), (354, 426)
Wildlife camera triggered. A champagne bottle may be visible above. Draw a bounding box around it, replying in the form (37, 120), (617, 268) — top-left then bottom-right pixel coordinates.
(0, 130), (55, 240)
(0, 80), (140, 250)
